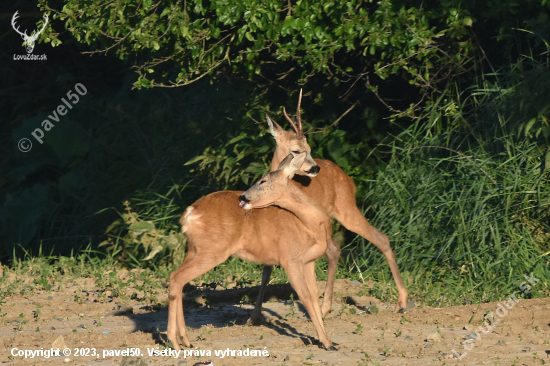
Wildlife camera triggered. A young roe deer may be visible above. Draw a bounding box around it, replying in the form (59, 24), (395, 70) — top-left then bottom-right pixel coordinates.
(168, 153), (337, 350)
(249, 91), (409, 324)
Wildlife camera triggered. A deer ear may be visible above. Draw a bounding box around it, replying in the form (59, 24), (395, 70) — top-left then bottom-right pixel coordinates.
(277, 154), (294, 170)
(282, 152), (306, 177)
(266, 114), (282, 138)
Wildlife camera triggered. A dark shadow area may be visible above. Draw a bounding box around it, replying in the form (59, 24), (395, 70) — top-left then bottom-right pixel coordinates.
(182, 283), (298, 306)
(264, 319), (316, 347)
(292, 175), (312, 187)
(112, 283), (329, 348)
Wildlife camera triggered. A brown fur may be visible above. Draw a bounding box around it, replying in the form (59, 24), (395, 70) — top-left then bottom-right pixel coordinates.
(251, 109), (409, 323)
(168, 179), (335, 349)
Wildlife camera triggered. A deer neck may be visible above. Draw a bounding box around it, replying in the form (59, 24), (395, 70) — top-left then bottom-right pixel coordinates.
(276, 183), (330, 236)
(270, 148), (287, 172)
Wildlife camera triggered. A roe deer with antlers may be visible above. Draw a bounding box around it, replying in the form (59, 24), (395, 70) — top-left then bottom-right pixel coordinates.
(168, 153), (337, 350)
(248, 91), (409, 325)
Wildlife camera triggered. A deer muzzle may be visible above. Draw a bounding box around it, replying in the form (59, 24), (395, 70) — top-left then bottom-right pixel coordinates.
(306, 165), (320, 176)
(238, 194), (250, 209)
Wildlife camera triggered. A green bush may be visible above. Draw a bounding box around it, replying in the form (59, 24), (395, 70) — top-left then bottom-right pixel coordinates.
(344, 60), (550, 305)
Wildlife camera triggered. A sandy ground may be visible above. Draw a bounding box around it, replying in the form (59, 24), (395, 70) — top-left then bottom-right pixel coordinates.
(1, 274), (549, 366)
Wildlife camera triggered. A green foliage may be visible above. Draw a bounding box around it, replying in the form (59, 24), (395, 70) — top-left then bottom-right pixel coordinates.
(98, 193), (187, 268)
(495, 62), (550, 141)
(341, 59), (550, 305)
(186, 125), (272, 190)
(186, 118), (378, 193)
(182, 52), (550, 305)
(185, 99), (381, 196)
(2, 0), (549, 307)
(308, 126), (378, 193)
(38, 0), (471, 98)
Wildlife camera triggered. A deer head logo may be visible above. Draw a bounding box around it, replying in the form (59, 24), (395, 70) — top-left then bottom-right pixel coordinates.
(11, 11), (49, 54)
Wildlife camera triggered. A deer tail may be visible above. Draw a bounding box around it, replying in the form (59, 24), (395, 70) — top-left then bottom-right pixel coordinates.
(179, 206), (194, 233)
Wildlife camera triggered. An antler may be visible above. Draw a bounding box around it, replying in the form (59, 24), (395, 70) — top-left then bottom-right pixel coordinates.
(11, 11), (28, 38)
(283, 89), (304, 135)
(296, 88), (303, 134)
(283, 107), (300, 134)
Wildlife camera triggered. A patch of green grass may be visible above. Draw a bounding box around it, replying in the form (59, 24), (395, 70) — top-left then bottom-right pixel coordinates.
(336, 62), (550, 306)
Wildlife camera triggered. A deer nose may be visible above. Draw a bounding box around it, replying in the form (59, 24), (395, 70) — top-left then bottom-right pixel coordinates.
(238, 194), (250, 208)
(307, 165), (320, 175)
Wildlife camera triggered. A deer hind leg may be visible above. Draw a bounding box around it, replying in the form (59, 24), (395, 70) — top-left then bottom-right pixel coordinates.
(284, 260), (333, 349)
(248, 265), (273, 325)
(335, 204), (408, 309)
(320, 238), (340, 317)
(167, 248), (230, 350)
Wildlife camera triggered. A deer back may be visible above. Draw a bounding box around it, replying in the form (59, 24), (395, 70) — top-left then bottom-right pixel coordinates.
(180, 191), (316, 267)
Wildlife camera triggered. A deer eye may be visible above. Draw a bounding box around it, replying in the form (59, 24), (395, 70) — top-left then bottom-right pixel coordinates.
(259, 180), (266, 185)
(292, 150), (301, 154)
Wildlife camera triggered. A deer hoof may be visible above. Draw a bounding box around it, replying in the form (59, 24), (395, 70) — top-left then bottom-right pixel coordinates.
(321, 344), (338, 351)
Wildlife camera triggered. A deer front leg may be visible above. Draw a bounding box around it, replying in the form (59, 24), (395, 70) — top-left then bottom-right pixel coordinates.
(303, 261), (324, 328)
(284, 260), (334, 350)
